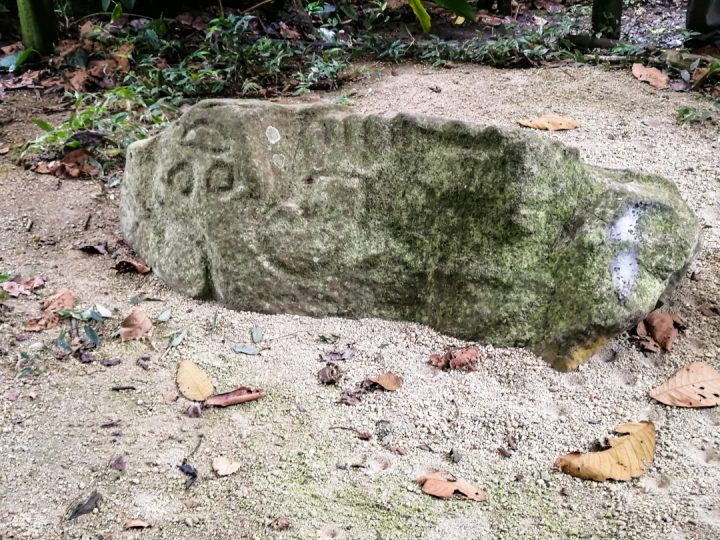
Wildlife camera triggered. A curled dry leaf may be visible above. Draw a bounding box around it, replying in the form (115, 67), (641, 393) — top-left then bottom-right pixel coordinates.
(632, 63), (669, 90)
(554, 421), (655, 481)
(123, 518), (151, 529)
(367, 372), (403, 391)
(518, 114), (579, 131)
(699, 303), (720, 317)
(120, 307), (153, 341)
(205, 386), (266, 407)
(176, 360), (214, 401)
(417, 471), (486, 501)
(269, 517), (290, 531)
(115, 258), (151, 274)
(25, 287), (76, 331)
(212, 456), (241, 476)
(428, 346), (479, 371)
(643, 310), (684, 351)
(649, 362), (720, 408)
(318, 362), (342, 385)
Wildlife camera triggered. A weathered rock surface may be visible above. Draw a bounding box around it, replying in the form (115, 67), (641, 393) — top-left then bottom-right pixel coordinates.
(121, 100), (700, 369)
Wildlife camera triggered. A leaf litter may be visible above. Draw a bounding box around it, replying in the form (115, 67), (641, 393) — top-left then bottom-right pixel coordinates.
(554, 421), (656, 481)
(635, 310), (685, 352)
(176, 360), (214, 401)
(428, 346), (479, 371)
(25, 287), (76, 331)
(119, 307), (153, 341)
(649, 362), (720, 408)
(417, 471), (486, 501)
(212, 456), (241, 476)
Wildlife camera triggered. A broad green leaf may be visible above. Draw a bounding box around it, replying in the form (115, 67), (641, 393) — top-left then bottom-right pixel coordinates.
(32, 119), (54, 132)
(408, 0), (431, 33)
(433, 0), (476, 22)
(84, 325), (101, 348)
(111, 2), (122, 22)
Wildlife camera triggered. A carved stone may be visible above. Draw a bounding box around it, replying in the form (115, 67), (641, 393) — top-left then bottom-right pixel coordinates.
(121, 100), (701, 370)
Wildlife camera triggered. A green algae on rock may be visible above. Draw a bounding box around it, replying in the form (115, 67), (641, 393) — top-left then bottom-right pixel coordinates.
(120, 100), (700, 370)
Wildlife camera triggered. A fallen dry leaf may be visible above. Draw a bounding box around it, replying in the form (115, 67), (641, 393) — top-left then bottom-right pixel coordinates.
(205, 386), (266, 407)
(176, 360), (214, 401)
(269, 517), (290, 531)
(649, 362), (720, 408)
(318, 362), (342, 384)
(417, 471), (486, 501)
(67, 69), (89, 92)
(631, 63), (669, 90)
(123, 518), (151, 529)
(120, 307), (153, 341)
(112, 42), (134, 73)
(518, 114), (579, 131)
(212, 456), (241, 476)
(554, 421), (656, 481)
(699, 303), (720, 317)
(644, 310), (684, 351)
(428, 346), (479, 371)
(367, 372), (403, 391)
(25, 287), (76, 331)
(1, 276), (44, 297)
(115, 258), (151, 274)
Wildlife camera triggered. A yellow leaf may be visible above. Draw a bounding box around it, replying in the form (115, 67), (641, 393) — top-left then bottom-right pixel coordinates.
(649, 362), (720, 408)
(631, 63), (669, 90)
(517, 114), (579, 131)
(454, 16), (465, 25)
(554, 422), (655, 481)
(176, 360), (214, 401)
(368, 371), (403, 391)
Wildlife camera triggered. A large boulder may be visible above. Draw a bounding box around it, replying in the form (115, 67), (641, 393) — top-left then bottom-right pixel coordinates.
(121, 100), (701, 370)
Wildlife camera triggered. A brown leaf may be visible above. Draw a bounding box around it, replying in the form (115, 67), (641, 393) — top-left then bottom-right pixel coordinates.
(204, 386), (266, 407)
(1, 276), (44, 297)
(644, 310), (683, 351)
(211, 456), (241, 476)
(115, 258), (151, 274)
(60, 149), (100, 177)
(649, 362), (720, 408)
(111, 42), (134, 73)
(318, 362), (342, 384)
(428, 346), (479, 371)
(631, 63), (669, 90)
(699, 303), (720, 317)
(123, 518), (151, 529)
(518, 114), (579, 131)
(691, 67), (710, 90)
(25, 287), (76, 331)
(269, 517), (290, 531)
(417, 471), (487, 501)
(367, 372), (403, 391)
(120, 307), (153, 341)
(87, 59), (118, 79)
(554, 421), (656, 481)
(480, 16), (503, 26)
(67, 69), (89, 92)
(176, 360), (214, 401)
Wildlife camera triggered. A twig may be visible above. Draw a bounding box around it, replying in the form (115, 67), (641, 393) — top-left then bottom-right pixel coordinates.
(73, 12), (153, 25)
(241, 0), (274, 14)
(188, 433), (204, 458)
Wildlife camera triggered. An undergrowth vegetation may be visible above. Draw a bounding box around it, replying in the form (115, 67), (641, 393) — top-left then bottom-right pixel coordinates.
(9, 1), (719, 172)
